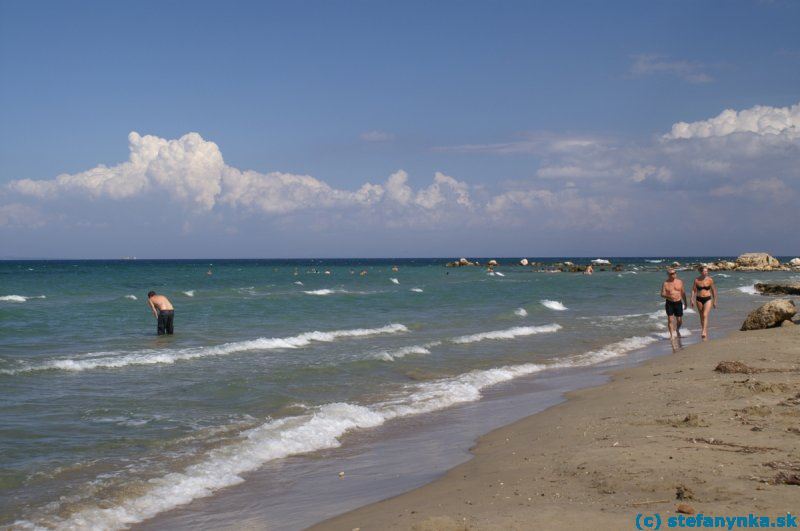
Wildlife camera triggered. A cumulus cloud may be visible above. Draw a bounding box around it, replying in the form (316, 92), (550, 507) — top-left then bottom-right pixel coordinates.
(628, 54), (713, 84)
(664, 102), (800, 139)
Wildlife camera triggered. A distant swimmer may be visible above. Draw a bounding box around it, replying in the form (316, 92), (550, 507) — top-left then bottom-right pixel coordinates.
(584, 264), (594, 275)
(660, 268), (687, 339)
(691, 265), (717, 340)
(391, 265), (399, 272)
(147, 291), (174, 335)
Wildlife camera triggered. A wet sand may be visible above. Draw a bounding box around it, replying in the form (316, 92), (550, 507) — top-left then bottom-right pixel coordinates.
(314, 323), (800, 530)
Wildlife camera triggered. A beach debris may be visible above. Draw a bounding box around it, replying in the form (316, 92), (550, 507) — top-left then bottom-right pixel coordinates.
(716, 361), (800, 374)
(740, 299), (797, 330)
(676, 503), (696, 515)
(774, 472), (800, 485)
(676, 484), (695, 500)
(733, 379), (791, 394)
(779, 393), (800, 406)
(686, 437), (778, 453)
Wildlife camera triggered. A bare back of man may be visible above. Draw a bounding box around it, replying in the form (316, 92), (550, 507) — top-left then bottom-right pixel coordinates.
(147, 291), (175, 335)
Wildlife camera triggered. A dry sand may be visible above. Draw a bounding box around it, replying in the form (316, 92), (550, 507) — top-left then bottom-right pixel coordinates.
(312, 324), (800, 530)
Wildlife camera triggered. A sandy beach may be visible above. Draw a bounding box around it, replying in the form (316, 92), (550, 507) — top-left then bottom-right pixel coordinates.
(314, 322), (800, 530)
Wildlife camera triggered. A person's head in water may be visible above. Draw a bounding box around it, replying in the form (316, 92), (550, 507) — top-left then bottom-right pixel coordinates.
(148, 291), (156, 299)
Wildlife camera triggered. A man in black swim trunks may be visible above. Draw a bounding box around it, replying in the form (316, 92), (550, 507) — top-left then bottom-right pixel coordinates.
(660, 268), (687, 339)
(147, 291), (175, 335)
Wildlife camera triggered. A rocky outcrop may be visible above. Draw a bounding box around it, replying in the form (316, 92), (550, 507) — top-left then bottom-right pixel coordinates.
(755, 282), (800, 296)
(740, 299), (797, 331)
(706, 260), (736, 271)
(519, 258), (529, 266)
(445, 258), (479, 267)
(735, 253), (781, 271)
(790, 258), (800, 268)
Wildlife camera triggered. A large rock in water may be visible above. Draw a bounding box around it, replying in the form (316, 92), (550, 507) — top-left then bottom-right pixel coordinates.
(741, 299), (797, 331)
(736, 253), (780, 270)
(755, 282), (800, 296)
(790, 258), (800, 268)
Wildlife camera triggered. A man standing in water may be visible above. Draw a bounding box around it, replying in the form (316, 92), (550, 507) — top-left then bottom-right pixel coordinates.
(660, 268), (687, 338)
(147, 291), (174, 335)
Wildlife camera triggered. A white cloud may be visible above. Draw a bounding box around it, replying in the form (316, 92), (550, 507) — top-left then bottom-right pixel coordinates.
(435, 133), (606, 156)
(664, 102), (800, 139)
(628, 54), (712, 84)
(360, 130), (394, 142)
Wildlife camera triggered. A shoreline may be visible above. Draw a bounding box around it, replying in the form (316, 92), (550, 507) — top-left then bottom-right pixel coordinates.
(313, 323), (800, 530)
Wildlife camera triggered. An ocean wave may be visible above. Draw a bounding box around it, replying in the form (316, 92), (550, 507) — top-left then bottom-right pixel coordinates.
(390, 278), (399, 284)
(0, 324), (409, 375)
(410, 288), (423, 293)
(514, 308), (528, 317)
(0, 295), (45, 303)
(183, 290), (195, 297)
(646, 259), (664, 263)
(303, 289), (347, 296)
(737, 284), (758, 295)
(372, 342), (441, 362)
(540, 300), (568, 311)
(494, 271), (505, 277)
(125, 295), (138, 300)
(451, 324), (561, 344)
(294, 281), (304, 285)
(31, 332), (660, 530)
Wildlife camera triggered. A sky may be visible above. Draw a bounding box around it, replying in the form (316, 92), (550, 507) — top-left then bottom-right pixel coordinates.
(0, 0), (798, 258)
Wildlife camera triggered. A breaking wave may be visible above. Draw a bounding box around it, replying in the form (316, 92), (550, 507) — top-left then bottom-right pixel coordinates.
(451, 324), (561, 344)
(540, 300), (568, 311)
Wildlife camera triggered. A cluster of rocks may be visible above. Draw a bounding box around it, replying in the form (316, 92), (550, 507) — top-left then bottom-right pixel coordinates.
(706, 253), (799, 272)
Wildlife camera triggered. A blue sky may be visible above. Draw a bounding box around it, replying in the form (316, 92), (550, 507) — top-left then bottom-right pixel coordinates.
(1, 0), (798, 258)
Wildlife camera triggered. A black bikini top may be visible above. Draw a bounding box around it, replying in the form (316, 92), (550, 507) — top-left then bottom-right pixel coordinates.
(695, 281), (712, 291)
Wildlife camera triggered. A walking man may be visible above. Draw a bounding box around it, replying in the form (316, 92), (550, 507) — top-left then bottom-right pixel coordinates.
(660, 268), (687, 338)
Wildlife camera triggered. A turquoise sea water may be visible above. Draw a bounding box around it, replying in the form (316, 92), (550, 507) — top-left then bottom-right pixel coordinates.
(0, 258), (795, 529)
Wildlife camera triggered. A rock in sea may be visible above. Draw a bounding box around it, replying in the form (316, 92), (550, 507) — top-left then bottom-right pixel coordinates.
(741, 299), (797, 331)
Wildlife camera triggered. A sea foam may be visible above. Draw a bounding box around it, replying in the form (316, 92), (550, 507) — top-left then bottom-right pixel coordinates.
(30, 331), (660, 530)
(514, 308), (528, 317)
(1, 324), (409, 375)
(451, 324), (561, 344)
(737, 284), (758, 295)
(410, 288), (424, 293)
(183, 290), (195, 297)
(540, 300), (568, 311)
(390, 278), (399, 284)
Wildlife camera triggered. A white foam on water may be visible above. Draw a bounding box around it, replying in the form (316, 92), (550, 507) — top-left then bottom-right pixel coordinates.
(183, 290), (195, 297)
(654, 329), (693, 339)
(737, 284), (758, 295)
(646, 259), (663, 263)
(592, 258), (611, 265)
(0, 295), (28, 302)
(372, 342), (441, 362)
(410, 288), (423, 293)
(487, 271), (496, 276)
(124, 295), (137, 300)
(390, 278), (399, 284)
(0, 324), (409, 375)
(494, 271), (505, 277)
(294, 281), (304, 285)
(28, 332), (661, 530)
(716, 273), (731, 278)
(303, 289), (347, 296)
(514, 308), (528, 317)
(451, 324), (561, 344)
(540, 300), (568, 311)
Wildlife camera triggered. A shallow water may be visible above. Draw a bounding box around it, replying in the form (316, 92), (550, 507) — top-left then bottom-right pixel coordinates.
(0, 258), (794, 529)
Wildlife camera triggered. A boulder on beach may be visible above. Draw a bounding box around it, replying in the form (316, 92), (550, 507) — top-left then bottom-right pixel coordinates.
(755, 282), (800, 296)
(790, 258), (800, 268)
(519, 258), (529, 266)
(740, 299), (797, 331)
(736, 252), (780, 271)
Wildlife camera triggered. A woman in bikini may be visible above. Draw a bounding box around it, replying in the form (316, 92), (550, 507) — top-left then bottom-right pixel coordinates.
(691, 265), (717, 339)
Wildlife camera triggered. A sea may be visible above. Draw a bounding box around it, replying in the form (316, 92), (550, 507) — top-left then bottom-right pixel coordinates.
(1, 258), (796, 530)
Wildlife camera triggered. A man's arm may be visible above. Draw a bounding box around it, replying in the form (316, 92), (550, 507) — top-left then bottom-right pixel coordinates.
(660, 282), (668, 299)
(148, 299), (158, 318)
(682, 284), (688, 308)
